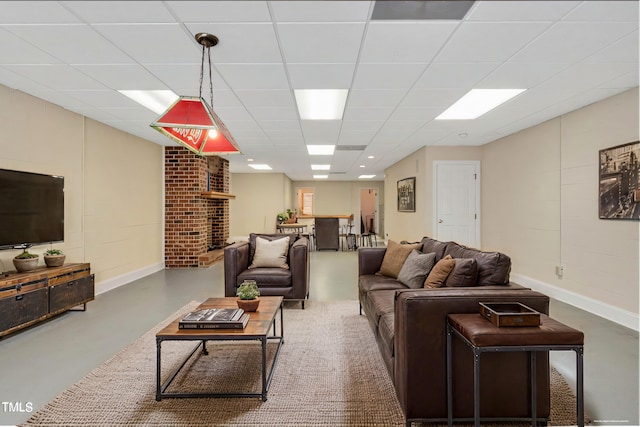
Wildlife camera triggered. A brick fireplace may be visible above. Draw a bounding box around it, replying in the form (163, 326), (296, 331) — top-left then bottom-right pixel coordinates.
(164, 147), (230, 268)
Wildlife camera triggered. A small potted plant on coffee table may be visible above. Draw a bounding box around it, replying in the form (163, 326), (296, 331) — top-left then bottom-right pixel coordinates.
(44, 248), (66, 267)
(236, 280), (260, 312)
(13, 249), (39, 272)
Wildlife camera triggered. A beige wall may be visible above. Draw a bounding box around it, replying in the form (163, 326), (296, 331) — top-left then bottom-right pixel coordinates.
(0, 85), (164, 290)
(483, 88), (639, 317)
(229, 173), (292, 235)
(384, 146), (482, 242)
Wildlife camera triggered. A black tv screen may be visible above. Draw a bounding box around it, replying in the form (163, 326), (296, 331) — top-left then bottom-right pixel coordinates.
(0, 169), (64, 249)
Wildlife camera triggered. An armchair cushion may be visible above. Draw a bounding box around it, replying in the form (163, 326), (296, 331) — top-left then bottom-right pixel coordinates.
(249, 236), (290, 269)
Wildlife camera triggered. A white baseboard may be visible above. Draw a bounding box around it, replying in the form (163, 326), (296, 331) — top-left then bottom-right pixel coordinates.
(512, 273), (639, 332)
(95, 262), (164, 296)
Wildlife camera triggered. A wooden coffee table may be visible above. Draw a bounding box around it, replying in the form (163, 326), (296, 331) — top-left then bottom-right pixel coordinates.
(155, 296), (284, 401)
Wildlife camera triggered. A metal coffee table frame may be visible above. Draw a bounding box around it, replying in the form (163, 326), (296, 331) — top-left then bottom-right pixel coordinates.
(156, 298), (284, 402)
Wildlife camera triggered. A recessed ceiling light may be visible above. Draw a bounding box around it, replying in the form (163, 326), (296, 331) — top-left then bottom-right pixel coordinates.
(249, 164), (272, 170)
(307, 145), (335, 155)
(435, 89), (526, 120)
(118, 90), (178, 114)
(311, 164), (330, 170)
(313, 175), (328, 179)
(247, 158), (254, 162)
(368, 156), (375, 159)
(360, 165), (365, 168)
(295, 89), (348, 120)
(359, 175), (376, 179)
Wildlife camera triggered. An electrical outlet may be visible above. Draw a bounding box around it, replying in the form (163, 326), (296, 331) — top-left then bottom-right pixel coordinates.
(555, 265), (564, 278)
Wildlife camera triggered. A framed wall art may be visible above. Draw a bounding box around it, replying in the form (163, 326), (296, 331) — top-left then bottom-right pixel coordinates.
(599, 140), (640, 220)
(397, 177), (415, 212)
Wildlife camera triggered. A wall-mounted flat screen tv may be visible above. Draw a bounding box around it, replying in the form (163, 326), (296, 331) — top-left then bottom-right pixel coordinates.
(0, 169), (64, 249)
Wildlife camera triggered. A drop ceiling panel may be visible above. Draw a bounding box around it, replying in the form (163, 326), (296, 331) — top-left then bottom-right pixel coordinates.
(511, 22), (638, 63)
(100, 107), (157, 121)
(346, 90), (407, 108)
(300, 120), (342, 143)
(337, 130), (377, 145)
(167, 1), (272, 22)
(341, 120), (385, 132)
(92, 24), (199, 63)
(563, 1), (639, 22)
(0, 29), (62, 64)
(287, 64), (356, 89)
(352, 64), (427, 89)
(3, 65), (107, 90)
(400, 88), (467, 108)
(144, 63), (223, 93)
(598, 71), (638, 89)
(0, 2), (81, 24)
(467, 1), (579, 21)
(73, 65), (167, 90)
(434, 22), (551, 62)
(584, 31), (639, 64)
(538, 62), (634, 92)
(343, 107), (394, 121)
(235, 90), (295, 108)
(277, 23), (366, 63)
(246, 107), (298, 121)
(478, 62), (570, 88)
(414, 62), (500, 89)
(214, 108), (254, 122)
(184, 23), (282, 63)
(360, 22), (458, 63)
(59, 90), (141, 108)
(270, 1), (371, 22)
(62, 1), (175, 23)
(257, 120), (302, 131)
(215, 64), (289, 90)
(388, 107), (441, 122)
(4, 25), (134, 64)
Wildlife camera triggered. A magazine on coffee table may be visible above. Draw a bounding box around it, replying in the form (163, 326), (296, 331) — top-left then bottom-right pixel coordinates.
(179, 308), (249, 329)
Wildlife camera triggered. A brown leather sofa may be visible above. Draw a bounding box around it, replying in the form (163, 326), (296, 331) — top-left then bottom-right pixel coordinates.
(358, 236), (551, 426)
(224, 233), (310, 308)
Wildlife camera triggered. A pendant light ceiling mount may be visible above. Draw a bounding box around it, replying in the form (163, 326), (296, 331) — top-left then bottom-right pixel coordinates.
(150, 33), (240, 156)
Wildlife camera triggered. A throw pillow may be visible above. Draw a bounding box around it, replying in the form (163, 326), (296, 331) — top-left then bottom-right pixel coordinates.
(249, 236), (290, 269)
(445, 258), (478, 287)
(397, 250), (437, 289)
(378, 240), (422, 279)
(424, 255), (455, 288)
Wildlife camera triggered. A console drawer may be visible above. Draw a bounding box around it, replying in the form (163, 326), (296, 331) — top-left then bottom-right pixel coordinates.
(49, 274), (95, 314)
(0, 286), (49, 333)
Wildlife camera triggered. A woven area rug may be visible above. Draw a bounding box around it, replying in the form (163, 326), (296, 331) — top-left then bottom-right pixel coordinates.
(22, 300), (580, 426)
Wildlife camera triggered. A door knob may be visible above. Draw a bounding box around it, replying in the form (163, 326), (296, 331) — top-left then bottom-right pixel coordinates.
(438, 219), (443, 223)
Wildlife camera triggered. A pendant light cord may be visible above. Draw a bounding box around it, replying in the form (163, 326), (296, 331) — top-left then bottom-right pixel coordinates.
(198, 43), (215, 107)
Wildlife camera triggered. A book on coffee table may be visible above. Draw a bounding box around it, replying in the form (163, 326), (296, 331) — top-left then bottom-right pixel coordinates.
(179, 308), (249, 329)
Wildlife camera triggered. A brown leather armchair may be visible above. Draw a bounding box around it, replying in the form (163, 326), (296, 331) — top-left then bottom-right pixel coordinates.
(224, 233), (310, 308)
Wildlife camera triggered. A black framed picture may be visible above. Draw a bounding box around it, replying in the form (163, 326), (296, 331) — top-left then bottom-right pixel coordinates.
(599, 140), (640, 220)
(397, 177), (415, 212)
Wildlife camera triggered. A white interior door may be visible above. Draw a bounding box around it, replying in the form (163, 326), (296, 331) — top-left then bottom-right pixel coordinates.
(433, 161), (480, 247)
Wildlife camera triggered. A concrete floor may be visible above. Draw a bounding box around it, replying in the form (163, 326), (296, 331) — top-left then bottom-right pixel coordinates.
(0, 250), (637, 426)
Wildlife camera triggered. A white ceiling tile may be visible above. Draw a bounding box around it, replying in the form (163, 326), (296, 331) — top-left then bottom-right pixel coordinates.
(235, 90), (295, 108)
(216, 64), (289, 90)
(435, 22), (551, 62)
(414, 62), (500, 89)
(467, 1), (580, 21)
(287, 64), (356, 89)
(597, 71), (639, 89)
(62, 1), (175, 23)
(167, 1), (272, 22)
(60, 90), (141, 108)
(300, 120), (342, 143)
(400, 89), (467, 108)
(478, 62), (570, 88)
(264, 129), (304, 140)
(184, 23), (282, 63)
(360, 22), (458, 63)
(0, 2), (81, 24)
(341, 120), (385, 132)
(563, 1), (639, 22)
(388, 108), (440, 122)
(343, 107), (393, 121)
(347, 90), (407, 108)
(257, 120), (301, 131)
(101, 107), (157, 121)
(2, 65), (107, 90)
(338, 130), (376, 145)
(352, 64), (427, 89)
(277, 23), (365, 63)
(73, 65), (167, 90)
(538, 62), (635, 92)
(511, 22), (639, 63)
(4, 24), (134, 64)
(92, 24), (199, 63)
(370, 121), (425, 144)
(144, 63), (225, 94)
(214, 108), (254, 122)
(584, 31), (639, 64)
(271, 1), (371, 22)
(0, 28), (62, 64)
(247, 107), (298, 121)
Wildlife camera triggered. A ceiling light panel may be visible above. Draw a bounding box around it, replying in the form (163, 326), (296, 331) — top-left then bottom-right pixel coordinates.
(119, 90), (178, 114)
(249, 164), (272, 170)
(435, 89), (526, 120)
(313, 175), (329, 179)
(295, 89), (349, 120)
(359, 175), (376, 179)
(311, 164), (330, 170)
(307, 145), (335, 155)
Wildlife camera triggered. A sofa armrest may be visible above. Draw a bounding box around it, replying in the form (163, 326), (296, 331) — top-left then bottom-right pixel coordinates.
(224, 241), (250, 297)
(394, 288), (550, 420)
(358, 247), (386, 276)
(290, 237), (310, 299)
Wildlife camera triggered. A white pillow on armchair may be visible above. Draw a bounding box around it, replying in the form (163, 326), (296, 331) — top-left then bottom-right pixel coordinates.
(248, 236), (290, 269)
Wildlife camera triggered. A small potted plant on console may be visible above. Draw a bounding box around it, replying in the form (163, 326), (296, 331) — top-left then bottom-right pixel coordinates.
(44, 248), (65, 267)
(236, 280), (260, 312)
(13, 249), (39, 272)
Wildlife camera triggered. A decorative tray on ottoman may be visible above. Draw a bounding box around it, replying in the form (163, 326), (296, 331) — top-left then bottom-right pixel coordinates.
(479, 302), (541, 327)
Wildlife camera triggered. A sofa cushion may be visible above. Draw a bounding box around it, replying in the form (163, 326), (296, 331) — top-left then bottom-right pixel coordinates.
(368, 289), (398, 327)
(445, 258), (478, 287)
(249, 236), (290, 269)
(378, 240), (422, 278)
(359, 274), (408, 294)
(397, 250), (437, 289)
(238, 268), (292, 287)
(444, 242), (511, 286)
(424, 255), (455, 288)
(420, 236), (449, 261)
(378, 311), (395, 358)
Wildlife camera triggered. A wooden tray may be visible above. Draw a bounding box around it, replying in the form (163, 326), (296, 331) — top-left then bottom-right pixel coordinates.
(479, 302), (540, 327)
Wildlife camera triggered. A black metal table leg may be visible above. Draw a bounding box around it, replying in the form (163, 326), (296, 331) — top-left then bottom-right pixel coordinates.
(156, 338), (162, 401)
(576, 347), (584, 427)
(261, 336), (267, 401)
(474, 349), (481, 427)
(531, 351), (537, 427)
(446, 322), (453, 427)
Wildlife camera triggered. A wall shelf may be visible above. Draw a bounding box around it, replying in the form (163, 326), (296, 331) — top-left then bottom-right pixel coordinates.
(200, 191), (236, 200)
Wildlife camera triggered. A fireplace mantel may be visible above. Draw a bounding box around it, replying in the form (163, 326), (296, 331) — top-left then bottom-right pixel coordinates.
(200, 191), (236, 200)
